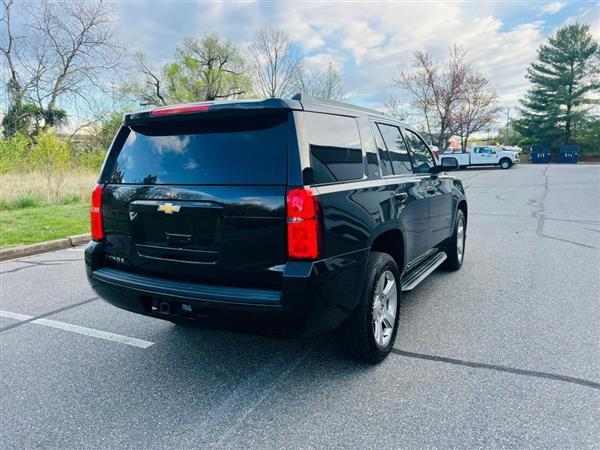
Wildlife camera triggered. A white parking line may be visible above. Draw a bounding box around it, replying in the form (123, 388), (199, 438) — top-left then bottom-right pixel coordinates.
(0, 310), (32, 321)
(0, 310), (154, 349)
(33, 318), (154, 348)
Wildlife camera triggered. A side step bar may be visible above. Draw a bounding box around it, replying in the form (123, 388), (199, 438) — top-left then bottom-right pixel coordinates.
(401, 251), (447, 292)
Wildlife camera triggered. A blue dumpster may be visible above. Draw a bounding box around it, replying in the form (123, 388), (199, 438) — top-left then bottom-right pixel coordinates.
(559, 145), (579, 164)
(531, 144), (550, 163)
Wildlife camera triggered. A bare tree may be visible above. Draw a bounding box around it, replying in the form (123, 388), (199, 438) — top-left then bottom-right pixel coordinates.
(383, 96), (416, 124)
(0, 0), (22, 105)
(455, 74), (501, 149)
(122, 51), (167, 106)
(247, 27), (302, 98)
(394, 58), (435, 135)
(395, 46), (469, 151)
(297, 63), (345, 100)
(1, 0), (123, 135)
(1, 0), (38, 134)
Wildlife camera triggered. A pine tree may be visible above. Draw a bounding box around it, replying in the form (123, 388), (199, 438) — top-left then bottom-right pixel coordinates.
(514, 23), (599, 147)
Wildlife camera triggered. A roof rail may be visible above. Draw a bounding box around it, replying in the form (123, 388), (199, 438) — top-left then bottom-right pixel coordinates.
(291, 93), (387, 117)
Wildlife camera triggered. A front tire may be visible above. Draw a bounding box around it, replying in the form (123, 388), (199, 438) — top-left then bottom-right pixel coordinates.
(341, 252), (401, 363)
(442, 209), (466, 271)
(499, 158), (512, 169)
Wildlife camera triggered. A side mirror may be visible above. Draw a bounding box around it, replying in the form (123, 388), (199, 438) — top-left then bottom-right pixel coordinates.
(439, 157), (459, 171)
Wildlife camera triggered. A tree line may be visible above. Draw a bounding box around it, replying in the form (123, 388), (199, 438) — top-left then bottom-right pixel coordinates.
(1, 0), (598, 157)
(392, 24), (599, 153)
(123, 28), (344, 107)
(0, 0), (344, 140)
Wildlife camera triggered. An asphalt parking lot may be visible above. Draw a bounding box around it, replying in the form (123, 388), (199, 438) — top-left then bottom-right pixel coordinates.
(1, 163), (599, 448)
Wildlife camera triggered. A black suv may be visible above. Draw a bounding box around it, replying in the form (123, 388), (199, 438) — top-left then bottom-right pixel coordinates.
(85, 94), (467, 362)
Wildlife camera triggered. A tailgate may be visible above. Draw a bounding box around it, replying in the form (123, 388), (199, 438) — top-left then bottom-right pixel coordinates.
(99, 111), (290, 290)
(102, 185), (286, 289)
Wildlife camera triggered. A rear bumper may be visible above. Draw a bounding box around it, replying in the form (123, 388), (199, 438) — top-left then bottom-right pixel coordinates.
(85, 241), (368, 336)
(92, 267), (282, 306)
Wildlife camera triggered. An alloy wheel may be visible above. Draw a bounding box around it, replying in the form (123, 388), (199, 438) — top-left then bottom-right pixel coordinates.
(371, 270), (398, 348)
(457, 217), (465, 262)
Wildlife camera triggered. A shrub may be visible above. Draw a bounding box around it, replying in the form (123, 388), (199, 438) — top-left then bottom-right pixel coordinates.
(14, 197), (41, 209)
(58, 195), (81, 205)
(0, 133), (31, 174)
(76, 148), (106, 172)
(28, 131), (71, 203)
(0, 196), (42, 210)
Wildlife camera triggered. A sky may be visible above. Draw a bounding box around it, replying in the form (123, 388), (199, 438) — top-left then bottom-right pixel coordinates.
(113, 0), (600, 114)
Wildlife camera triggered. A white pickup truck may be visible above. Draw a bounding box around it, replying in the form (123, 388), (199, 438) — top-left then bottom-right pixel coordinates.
(440, 146), (519, 169)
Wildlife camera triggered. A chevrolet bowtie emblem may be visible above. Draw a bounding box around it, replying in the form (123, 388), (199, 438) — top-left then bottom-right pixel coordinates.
(157, 203), (181, 214)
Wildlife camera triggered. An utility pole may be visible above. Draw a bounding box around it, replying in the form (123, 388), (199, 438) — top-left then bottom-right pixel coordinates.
(504, 107), (510, 145)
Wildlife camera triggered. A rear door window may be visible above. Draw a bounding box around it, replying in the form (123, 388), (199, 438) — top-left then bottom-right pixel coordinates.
(371, 123), (393, 176)
(377, 123), (413, 175)
(304, 112), (363, 184)
(108, 112), (288, 185)
(403, 129), (436, 174)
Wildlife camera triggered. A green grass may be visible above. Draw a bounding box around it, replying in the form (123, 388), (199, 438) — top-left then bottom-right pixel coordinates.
(0, 197), (43, 210)
(0, 202), (89, 248)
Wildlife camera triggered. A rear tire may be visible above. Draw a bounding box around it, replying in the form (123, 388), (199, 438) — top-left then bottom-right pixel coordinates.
(442, 209), (466, 271)
(341, 252), (401, 363)
(499, 158), (512, 169)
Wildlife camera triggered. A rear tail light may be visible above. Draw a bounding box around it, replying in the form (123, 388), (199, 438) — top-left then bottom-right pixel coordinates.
(91, 185), (104, 241)
(287, 188), (320, 259)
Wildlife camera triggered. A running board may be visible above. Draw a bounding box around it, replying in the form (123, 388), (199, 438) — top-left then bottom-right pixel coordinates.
(401, 251), (447, 292)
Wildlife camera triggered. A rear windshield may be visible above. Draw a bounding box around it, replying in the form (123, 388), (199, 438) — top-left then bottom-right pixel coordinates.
(107, 112), (288, 185)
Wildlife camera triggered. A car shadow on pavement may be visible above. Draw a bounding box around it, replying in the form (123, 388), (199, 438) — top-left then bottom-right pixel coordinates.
(150, 321), (390, 386)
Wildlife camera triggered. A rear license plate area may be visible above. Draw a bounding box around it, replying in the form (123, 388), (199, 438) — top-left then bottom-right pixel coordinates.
(129, 200), (223, 263)
(140, 209), (220, 247)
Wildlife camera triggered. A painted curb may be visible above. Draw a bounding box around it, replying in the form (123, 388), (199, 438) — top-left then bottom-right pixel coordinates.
(0, 234), (90, 262)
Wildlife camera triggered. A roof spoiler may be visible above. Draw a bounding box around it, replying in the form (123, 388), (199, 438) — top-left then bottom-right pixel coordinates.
(123, 98), (303, 125)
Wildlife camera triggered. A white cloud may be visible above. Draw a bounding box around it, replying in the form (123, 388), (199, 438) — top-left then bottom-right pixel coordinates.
(564, 2), (600, 37)
(539, 2), (566, 15)
(263, 2), (546, 108)
(113, 1), (591, 114)
(304, 51), (345, 71)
